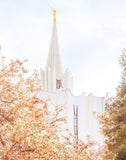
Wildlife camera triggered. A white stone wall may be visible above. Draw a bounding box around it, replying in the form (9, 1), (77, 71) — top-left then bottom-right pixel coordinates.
(37, 90), (105, 142)
(63, 69), (73, 93)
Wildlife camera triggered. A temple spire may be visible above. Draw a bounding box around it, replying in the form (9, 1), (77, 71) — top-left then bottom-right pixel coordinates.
(46, 10), (63, 80)
(40, 10), (73, 93)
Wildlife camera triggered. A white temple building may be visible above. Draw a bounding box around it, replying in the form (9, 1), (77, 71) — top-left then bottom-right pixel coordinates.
(40, 10), (73, 93)
(39, 10), (105, 142)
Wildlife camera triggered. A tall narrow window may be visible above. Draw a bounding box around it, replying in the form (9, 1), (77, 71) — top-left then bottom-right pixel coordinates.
(56, 79), (62, 89)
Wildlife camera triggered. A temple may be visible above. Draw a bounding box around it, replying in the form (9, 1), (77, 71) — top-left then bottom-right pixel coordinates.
(40, 10), (73, 93)
(38, 10), (105, 142)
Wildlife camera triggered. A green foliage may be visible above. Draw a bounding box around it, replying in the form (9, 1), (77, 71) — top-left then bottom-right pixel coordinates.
(98, 50), (126, 159)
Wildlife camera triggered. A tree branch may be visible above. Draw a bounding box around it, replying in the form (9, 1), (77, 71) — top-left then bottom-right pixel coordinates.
(0, 96), (13, 103)
(20, 149), (35, 153)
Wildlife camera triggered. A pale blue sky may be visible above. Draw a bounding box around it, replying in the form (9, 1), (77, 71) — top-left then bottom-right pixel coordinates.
(0, 0), (126, 96)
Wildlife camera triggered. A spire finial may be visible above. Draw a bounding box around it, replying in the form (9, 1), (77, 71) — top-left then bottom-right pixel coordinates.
(53, 10), (56, 22)
(48, 5), (56, 22)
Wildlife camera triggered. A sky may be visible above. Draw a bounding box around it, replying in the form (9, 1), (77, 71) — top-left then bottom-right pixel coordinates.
(0, 0), (125, 97)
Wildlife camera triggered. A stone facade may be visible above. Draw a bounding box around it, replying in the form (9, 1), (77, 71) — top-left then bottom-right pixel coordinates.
(39, 12), (105, 142)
